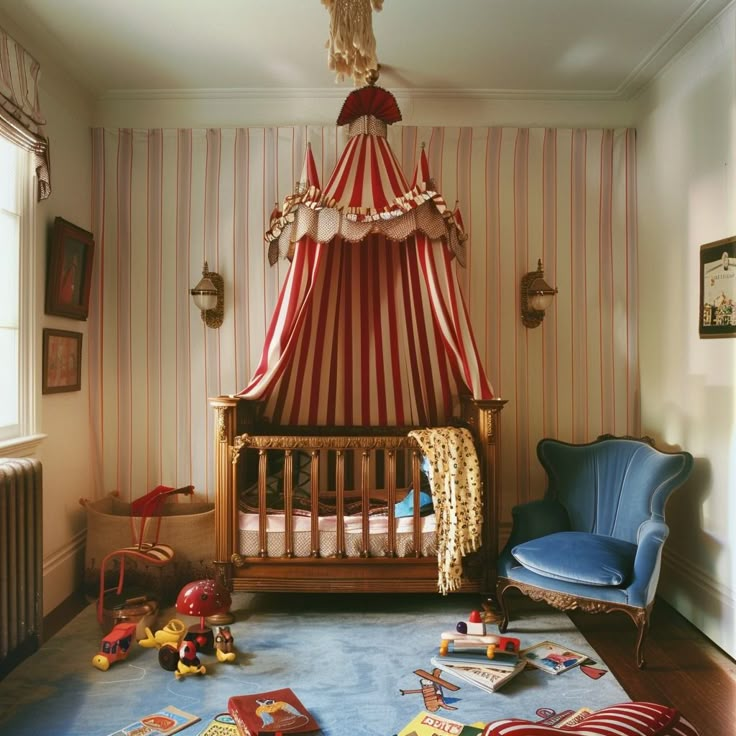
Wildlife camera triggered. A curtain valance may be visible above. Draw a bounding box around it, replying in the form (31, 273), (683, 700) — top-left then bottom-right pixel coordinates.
(0, 26), (51, 199)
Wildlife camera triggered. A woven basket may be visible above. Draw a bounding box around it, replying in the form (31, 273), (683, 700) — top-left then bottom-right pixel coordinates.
(83, 493), (215, 602)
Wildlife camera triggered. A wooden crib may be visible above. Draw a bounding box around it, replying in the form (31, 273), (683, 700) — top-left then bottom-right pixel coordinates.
(209, 394), (505, 598)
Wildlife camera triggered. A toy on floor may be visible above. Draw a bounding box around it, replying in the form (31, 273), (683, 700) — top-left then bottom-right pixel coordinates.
(138, 617), (188, 671)
(214, 626), (237, 663)
(174, 640), (206, 679)
(456, 609), (486, 635)
(439, 630), (520, 658)
(176, 578), (232, 655)
(138, 618), (187, 649)
(92, 622), (138, 671)
(439, 611), (520, 659)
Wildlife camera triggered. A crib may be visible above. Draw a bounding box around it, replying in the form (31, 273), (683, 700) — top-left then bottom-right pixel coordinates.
(210, 82), (506, 604)
(210, 395), (505, 596)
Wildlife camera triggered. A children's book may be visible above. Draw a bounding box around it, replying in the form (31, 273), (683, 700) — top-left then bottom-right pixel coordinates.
(227, 688), (319, 735)
(432, 649), (519, 669)
(430, 656), (526, 693)
(107, 705), (200, 736)
(196, 713), (240, 736)
(520, 639), (589, 674)
(396, 711), (482, 736)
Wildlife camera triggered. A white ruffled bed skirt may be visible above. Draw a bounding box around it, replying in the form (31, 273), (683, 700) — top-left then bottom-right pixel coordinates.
(238, 512), (437, 559)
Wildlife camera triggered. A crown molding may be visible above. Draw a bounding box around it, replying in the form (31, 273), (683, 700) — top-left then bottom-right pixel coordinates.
(100, 85), (629, 104)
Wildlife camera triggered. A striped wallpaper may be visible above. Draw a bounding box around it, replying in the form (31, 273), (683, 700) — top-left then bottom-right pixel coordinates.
(90, 125), (638, 522)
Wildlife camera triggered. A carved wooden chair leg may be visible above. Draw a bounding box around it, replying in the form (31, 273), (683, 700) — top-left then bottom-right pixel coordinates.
(495, 579), (512, 633)
(632, 607), (650, 669)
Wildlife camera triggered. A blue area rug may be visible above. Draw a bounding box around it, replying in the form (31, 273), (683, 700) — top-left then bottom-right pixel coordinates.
(0, 593), (630, 735)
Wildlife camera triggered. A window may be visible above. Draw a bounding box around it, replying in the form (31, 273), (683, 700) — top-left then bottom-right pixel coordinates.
(0, 135), (41, 453)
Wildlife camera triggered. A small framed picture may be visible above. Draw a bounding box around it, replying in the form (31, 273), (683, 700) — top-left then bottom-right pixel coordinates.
(520, 639), (589, 675)
(45, 217), (94, 320)
(42, 328), (82, 394)
(699, 235), (736, 338)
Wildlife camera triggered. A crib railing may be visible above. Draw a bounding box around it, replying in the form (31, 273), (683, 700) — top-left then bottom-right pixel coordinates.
(233, 433), (427, 559)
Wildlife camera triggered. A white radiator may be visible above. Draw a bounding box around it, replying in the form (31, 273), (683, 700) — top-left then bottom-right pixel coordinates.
(0, 457), (42, 680)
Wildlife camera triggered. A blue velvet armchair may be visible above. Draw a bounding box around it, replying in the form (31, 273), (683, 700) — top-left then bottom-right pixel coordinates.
(496, 435), (693, 668)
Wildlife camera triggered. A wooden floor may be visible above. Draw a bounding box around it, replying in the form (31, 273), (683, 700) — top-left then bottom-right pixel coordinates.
(570, 600), (736, 736)
(42, 593), (736, 734)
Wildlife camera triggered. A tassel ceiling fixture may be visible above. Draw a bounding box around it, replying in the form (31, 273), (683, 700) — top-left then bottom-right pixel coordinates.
(321, 0), (384, 84)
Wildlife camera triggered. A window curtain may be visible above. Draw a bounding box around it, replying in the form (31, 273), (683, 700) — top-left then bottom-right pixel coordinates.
(0, 26), (51, 199)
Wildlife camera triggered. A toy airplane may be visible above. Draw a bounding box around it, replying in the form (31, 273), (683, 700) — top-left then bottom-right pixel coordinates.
(138, 618), (187, 649)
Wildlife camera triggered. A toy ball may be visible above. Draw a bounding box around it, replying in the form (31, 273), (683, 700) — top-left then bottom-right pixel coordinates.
(456, 621), (467, 634)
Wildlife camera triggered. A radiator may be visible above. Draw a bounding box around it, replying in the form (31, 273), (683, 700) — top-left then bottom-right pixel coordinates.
(0, 457), (42, 680)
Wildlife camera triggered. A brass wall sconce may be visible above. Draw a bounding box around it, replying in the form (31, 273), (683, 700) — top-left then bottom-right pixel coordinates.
(190, 261), (224, 329)
(521, 259), (557, 328)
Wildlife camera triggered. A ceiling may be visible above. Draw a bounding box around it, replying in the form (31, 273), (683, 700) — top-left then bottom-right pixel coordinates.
(1, 0), (731, 100)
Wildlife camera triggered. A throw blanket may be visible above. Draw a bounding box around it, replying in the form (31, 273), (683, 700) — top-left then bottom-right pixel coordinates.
(408, 427), (483, 594)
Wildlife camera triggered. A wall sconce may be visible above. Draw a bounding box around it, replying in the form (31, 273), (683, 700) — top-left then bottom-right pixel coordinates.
(520, 259), (557, 328)
(190, 261), (224, 329)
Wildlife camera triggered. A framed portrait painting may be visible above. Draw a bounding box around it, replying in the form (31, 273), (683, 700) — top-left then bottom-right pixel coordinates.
(45, 217), (94, 320)
(699, 235), (736, 338)
(42, 328), (82, 394)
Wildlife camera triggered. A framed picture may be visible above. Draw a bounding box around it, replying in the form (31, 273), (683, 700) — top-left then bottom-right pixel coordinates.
(42, 328), (82, 394)
(45, 217), (94, 320)
(700, 235), (736, 338)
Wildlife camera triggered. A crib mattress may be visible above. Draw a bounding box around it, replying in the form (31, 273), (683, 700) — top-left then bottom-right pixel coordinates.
(238, 511), (437, 558)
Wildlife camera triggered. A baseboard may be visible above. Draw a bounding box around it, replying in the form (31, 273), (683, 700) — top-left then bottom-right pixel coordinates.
(42, 528), (86, 616)
(660, 547), (736, 659)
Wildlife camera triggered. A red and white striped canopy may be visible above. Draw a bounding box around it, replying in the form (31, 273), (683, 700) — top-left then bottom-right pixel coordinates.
(241, 85), (494, 426)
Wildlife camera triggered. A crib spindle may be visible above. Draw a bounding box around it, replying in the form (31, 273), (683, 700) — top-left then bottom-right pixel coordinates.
(386, 449), (396, 557)
(411, 449), (422, 557)
(257, 450), (268, 557)
(359, 450), (370, 557)
(309, 450), (320, 557)
(335, 449), (345, 557)
(283, 450), (294, 557)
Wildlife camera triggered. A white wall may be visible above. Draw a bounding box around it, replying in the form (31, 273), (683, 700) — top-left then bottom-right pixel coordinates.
(636, 4), (736, 658)
(0, 11), (96, 615)
(93, 91), (637, 130)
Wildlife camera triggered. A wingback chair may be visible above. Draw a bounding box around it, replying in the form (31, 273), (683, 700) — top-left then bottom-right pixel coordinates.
(496, 435), (693, 668)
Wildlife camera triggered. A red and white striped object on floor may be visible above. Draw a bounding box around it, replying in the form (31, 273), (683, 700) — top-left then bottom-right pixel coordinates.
(481, 702), (699, 736)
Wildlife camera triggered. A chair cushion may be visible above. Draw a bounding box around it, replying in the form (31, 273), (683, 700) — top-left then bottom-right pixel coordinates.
(511, 531), (636, 586)
(481, 702), (699, 735)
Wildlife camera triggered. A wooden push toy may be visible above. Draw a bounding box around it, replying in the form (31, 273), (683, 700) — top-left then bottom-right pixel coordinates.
(214, 626), (237, 663)
(92, 622), (138, 671)
(439, 610), (521, 660)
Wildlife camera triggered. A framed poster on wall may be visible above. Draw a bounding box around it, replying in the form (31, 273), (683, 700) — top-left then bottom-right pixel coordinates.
(42, 328), (82, 394)
(45, 217), (94, 320)
(699, 235), (736, 338)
